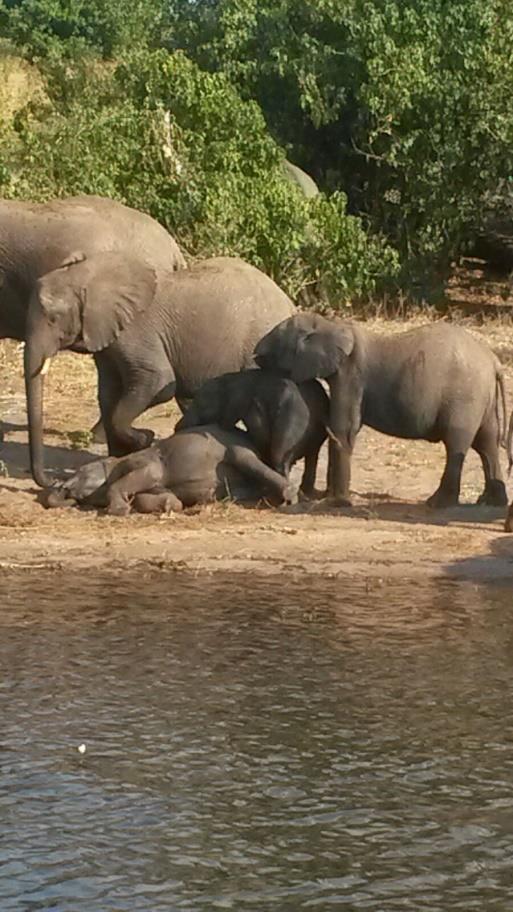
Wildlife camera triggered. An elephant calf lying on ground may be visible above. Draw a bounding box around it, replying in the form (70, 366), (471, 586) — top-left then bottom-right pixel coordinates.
(175, 370), (329, 495)
(44, 426), (298, 515)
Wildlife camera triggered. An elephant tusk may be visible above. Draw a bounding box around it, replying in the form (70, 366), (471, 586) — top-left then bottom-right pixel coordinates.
(41, 357), (53, 377)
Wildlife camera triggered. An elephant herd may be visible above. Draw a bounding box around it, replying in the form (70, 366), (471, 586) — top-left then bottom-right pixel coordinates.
(2, 193), (513, 531)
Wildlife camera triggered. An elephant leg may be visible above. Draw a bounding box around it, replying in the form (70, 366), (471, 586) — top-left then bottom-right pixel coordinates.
(106, 458), (165, 516)
(326, 435), (352, 505)
(95, 355), (126, 454)
(300, 450), (319, 496)
(326, 372), (362, 506)
(505, 502), (513, 532)
(426, 436), (468, 508)
(472, 421), (508, 507)
(267, 389), (310, 477)
(132, 490), (183, 514)
(225, 445), (297, 504)
(96, 353), (176, 457)
(176, 396), (192, 414)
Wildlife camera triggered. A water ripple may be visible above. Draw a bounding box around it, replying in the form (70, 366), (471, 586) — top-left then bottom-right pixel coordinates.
(0, 572), (512, 910)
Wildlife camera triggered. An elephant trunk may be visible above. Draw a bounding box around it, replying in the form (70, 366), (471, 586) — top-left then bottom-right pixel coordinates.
(24, 342), (51, 487)
(326, 371), (363, 504)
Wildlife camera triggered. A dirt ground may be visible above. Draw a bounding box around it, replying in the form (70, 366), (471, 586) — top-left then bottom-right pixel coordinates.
(2, 314), (513, 582)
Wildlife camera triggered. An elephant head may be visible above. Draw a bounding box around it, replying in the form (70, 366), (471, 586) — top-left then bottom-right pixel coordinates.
(254, 313), (355, 383)
(255, 313), (362, 501)
(24, 251), (156, 486)
(175, 372), (255, 432)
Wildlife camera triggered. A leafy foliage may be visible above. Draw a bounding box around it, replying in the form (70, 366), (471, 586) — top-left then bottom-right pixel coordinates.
(0, 0), (168, 58)
(170, 0), (513, 282)
(0, 49), (396, 303)
(2, 0), (512, 301)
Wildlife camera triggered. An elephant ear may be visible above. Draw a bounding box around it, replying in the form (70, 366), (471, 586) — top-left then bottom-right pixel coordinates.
(333, 323), (355, 358)
(292, 322), (355, 382)
(254, 319), (290, 367)
(79, 253), (157, 352)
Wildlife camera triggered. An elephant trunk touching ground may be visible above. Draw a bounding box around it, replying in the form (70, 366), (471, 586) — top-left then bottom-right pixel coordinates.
(24, 317), (61, 487)
(24, 345), (48, 488)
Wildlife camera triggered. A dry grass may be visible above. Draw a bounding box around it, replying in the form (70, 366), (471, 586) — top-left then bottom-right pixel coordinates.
(0, 50), (45, 122)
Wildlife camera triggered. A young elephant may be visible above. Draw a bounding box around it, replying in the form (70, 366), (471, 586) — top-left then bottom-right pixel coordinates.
(175, 370), (329, 495)
(255, 314), (511, 508)
(44, 426), (297, 515)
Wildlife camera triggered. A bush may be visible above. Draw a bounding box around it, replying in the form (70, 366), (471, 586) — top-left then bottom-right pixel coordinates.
(0, 0), (168, 59)
(0, 48), (398, 304)
(170, 0), (513, 283)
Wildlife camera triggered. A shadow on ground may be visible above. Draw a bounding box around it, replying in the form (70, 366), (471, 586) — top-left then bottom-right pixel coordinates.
(0, 438), (99, 480)
(284, 492), (507, 531)
(443, 534), (513, 581)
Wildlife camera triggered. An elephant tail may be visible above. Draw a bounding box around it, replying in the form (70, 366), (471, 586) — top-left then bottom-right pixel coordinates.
(498, 370), (513, 472)
(506, 406), (513, 476)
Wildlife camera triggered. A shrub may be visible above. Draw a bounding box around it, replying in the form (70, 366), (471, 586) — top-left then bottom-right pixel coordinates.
(0, 48), (398, 304)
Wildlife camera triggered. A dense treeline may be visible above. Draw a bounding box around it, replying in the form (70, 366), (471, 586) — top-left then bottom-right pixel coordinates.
(0, 0), (512, 305)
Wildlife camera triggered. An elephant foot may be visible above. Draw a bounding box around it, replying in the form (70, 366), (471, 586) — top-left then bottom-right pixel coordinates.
(299, 486), (327, 501)
(109, 428), (155, 457)
(132, 491), (183, 514)
(41, 487), (77, 509)
(504, 505), (513, 532)
(327, 493), (352, 508)
(426, 489), (459, 509)
(106, 498), (131, 517)
(476, 481), (508, 507)
(128, 428), (155, 451)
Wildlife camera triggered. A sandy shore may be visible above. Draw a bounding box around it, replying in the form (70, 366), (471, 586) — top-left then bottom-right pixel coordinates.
(1, 316), (513, 581)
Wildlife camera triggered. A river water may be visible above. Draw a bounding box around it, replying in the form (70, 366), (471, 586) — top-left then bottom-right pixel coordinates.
(1, 571), (513, 911)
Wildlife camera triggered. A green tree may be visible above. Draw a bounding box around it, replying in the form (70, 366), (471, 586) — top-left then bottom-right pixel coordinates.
(170, 0), (513, 284)
(0, 48), (397, 303)
(0, 0), (169, 58)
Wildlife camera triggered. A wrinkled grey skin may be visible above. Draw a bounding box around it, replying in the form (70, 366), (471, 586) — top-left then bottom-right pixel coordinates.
(44, 426), (298, 515)
(176, 370), (328, 495)
(255, 313), (510, 508)
(0, 194), (185, 456)
(25, 254), (295, 489)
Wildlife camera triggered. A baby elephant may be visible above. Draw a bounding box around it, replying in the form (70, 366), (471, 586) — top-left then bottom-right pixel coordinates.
(44, 426), (298, 515)
(175, 370), (329, 495)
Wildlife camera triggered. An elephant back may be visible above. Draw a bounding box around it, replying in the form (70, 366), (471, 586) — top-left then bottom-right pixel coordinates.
(0, 195), (185, 339)
(160, 256), (296, 396)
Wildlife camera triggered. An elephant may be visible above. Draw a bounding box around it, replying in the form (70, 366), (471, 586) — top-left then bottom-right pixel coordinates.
(44, 425), (298, 515)
(505, 502), (513, 532)
(175, 369), (328, 495)
(25, 254), (295, 486)
(281, 160), (319, 199)
(255, 313), (511, 508)
(0, 193), (185, 441)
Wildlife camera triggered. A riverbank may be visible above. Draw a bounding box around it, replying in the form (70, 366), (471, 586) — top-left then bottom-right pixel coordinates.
(1, 315), (513, 582)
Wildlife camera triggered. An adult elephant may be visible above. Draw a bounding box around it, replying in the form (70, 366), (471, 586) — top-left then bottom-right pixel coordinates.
(0, 194), (186, 440)
(255, 313), (510, 508)
(0, 195), (185, 341)
(25, 255), (295, 486)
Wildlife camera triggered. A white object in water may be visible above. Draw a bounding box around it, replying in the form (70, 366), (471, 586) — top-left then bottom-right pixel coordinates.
(77, 743), (87, 754)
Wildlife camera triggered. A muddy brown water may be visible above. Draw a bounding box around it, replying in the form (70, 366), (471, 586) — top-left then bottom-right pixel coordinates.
(1, 572), (513, 911)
